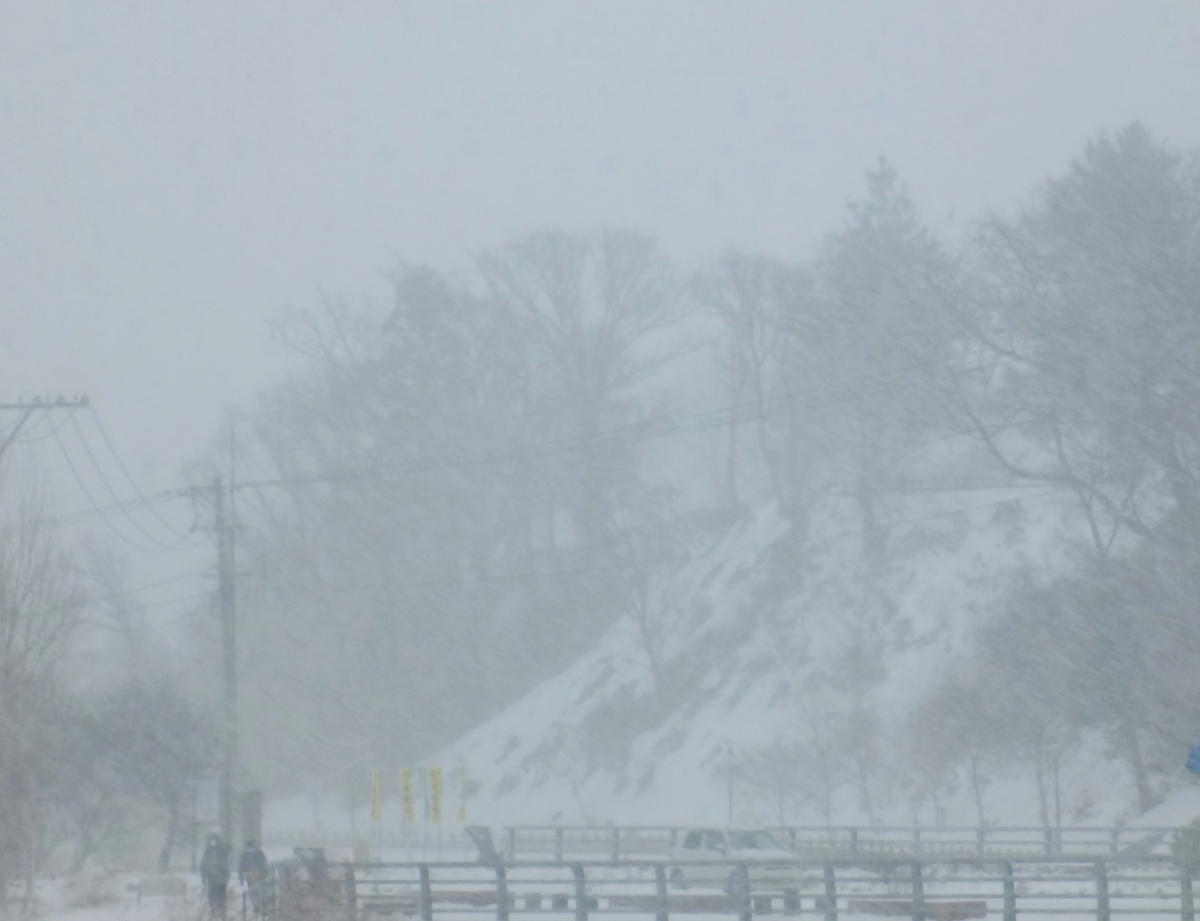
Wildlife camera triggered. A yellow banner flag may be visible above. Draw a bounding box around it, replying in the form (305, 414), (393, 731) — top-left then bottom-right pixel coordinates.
(429, 765), (442, 824)
(400, 768), (414, 824)
(371, 768), (382, 823)
(457, 763), (467, 822)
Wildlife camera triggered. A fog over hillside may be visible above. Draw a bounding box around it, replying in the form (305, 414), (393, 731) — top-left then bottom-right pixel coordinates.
(4, 1), (1200, 889)
(252, 134), (1200, 837)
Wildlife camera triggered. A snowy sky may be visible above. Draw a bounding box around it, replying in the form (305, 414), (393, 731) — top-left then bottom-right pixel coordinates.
(3, 0), (1200, 562)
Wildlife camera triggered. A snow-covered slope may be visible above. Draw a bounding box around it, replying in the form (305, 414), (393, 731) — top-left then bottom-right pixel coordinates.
(431, 479), (1155, 828)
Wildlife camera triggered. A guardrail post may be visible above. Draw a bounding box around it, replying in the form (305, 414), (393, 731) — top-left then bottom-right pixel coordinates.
(573, 863), (588, 921)
(1043, 828), (1053, 856)
(1111, 828), (1120, 857)
(506, 827), (516, 862)
(911, 861), (925, 921)
(913, 826), (922, 857)
(496, 865), (509, 921)
(612, 828), (620, 862)
(1182, 862), (1195, 921)
(346, 865), (357, 920)
(419, 865), (432, 921)
(850, 829), (858, 857)
(1002, 862), (1016, 921)
(976, 829), (985, 857)
(1095, 860), (1110, 921)
(556, 828), (564, 862)
(736, 861), (752, 921)
(823, 861), (838, 921)
(789, 829), (797, 852)
(655, 863), (668, 921)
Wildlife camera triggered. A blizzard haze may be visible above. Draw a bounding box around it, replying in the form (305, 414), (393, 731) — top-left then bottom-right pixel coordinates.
(4, 0), (1200, 886)
(5, 2), (1200, 474)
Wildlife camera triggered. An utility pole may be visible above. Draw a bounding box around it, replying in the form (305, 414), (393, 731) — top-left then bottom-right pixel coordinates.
(0, 396), (89, 460)
(214, 474), (238, 844)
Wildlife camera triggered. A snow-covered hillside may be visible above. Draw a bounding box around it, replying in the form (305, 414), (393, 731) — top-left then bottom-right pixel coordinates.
(426, 474), (1158, 828)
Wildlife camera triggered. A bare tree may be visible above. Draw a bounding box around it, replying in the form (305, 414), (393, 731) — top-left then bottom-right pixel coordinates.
(804, 162), (955, 575)
(947, 125), (1200, 567)
(480, 229), (678, 550)
(738, 740), (806, 826)
(97, 677), (216, 871)
(0, 478), (84, 897)
(695, 254), (801, 513)
(611, 497), (692, 691)
(911, 673), (999, 828)
(793, 697), (847, 829)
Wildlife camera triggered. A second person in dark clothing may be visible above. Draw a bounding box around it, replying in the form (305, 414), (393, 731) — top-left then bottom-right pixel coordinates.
(240, 839), (269, 918)
(200, 835), (232, 919)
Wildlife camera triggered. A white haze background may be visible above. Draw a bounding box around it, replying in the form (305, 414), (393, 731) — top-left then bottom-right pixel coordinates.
(4, 0), (1200, 889)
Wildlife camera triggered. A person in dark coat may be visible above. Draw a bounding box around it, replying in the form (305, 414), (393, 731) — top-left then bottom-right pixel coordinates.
(240, 839), (269, 918)
(200, 835), (232, 918)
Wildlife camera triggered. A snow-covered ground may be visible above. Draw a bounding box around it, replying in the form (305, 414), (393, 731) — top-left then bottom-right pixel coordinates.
(266, 467), (1181, 837)
(396, 490), (1132, 827)
(29, 873), (201, 921)
(33, 863), (1193, 921)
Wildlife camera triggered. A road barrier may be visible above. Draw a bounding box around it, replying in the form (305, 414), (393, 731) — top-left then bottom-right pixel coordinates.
(263, 826), (1178, 862)
(266, 855), (1200, 921)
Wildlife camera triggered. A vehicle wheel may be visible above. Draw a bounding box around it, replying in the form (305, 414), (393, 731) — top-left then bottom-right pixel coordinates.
(726, 867), (749, 900)
(670, 868), (687, 890)
(783, 889), (801, 914)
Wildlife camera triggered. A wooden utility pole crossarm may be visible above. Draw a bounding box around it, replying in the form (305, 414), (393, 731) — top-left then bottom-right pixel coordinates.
(0, 396), (89, 460)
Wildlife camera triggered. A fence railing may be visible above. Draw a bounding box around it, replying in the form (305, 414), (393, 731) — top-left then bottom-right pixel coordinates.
(268, 855), (1200, 921)
(263, 826), (1179, 862)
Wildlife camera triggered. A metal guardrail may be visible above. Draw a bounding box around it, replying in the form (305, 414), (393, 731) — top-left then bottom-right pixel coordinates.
(264, 827), (1179, 862)
(267, 856), (1200, 921)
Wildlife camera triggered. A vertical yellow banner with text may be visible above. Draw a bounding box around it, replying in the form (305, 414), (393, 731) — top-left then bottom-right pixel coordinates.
(429, 766), (442, 824)
(400, 768), (414, 824)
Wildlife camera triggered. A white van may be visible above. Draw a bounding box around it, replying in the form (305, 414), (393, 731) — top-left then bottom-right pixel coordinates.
(669, 828), (801, 892)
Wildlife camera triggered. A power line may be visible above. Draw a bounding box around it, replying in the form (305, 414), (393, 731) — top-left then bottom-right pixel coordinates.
(28, 565), (214, 626)
(47, 488), (184, 528)
(0, 398), (89, 410)
(0, 396), (89, 460)
(66, 412), (191, 552)
(77, 590), (213, 631)
(223, 354), (1004, 495)
(259, 484), (1069, 595)
(1, 396), (198, 551)
(5, 407), (79, 446)
(49, 422), (173, 555)
(87, 407), (195, 543)
(98, 568), (213, 600)
(0, 400), (199, 541)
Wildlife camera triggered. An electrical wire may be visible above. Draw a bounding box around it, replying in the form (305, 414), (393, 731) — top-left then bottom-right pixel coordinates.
(261, 485), (1070, 594)
(88, 406), (195, 542)
(49, 422), (176, 555)
(93, 567), (214, 600)
(28, 566), (214, 628)
(48, 489), (184, 528)
(226, 353), (1005, 494)
(67, 412), (191, 551)
(7, 406), (78, 445)
(77, 590), (213, 631)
